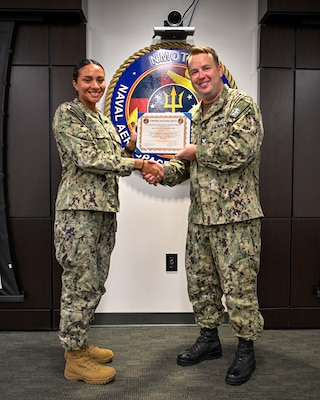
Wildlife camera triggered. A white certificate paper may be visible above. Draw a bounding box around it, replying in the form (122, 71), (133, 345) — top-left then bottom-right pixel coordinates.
(136, 112), (191, 154)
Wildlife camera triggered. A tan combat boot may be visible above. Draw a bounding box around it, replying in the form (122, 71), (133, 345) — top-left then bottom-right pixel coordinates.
(64, 347), (116, 384)
(86, 343), (114, 363)
(64, 343), (114, 364)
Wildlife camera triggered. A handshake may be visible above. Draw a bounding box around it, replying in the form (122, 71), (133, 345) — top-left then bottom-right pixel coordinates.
(135, 142), (197, 185)
(127, 123), (196, 186)
(140, 160), (164, 186)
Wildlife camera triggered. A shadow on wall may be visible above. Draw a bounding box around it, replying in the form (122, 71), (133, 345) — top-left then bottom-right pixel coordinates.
(122, 170), (190, 201)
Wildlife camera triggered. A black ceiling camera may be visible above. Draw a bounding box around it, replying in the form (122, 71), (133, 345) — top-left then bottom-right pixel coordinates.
(165, 10), (183, 27)
(153, 9), (195, 40)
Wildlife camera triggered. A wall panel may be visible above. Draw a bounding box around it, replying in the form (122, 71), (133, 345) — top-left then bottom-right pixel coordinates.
(11, 23), (48, 65)
(296, 26), (320, 68)
(50, 24), (86, 65)
(6, 66), (50, 218)
(259, 24), (295, 68)
(258, 219), (291, 308)
(291, 220), (320, 307)
(2, 219), (52, 309)
(259, 68), (294, 217)
(0, 310), (51, 330)
(293, 70), (320, 217)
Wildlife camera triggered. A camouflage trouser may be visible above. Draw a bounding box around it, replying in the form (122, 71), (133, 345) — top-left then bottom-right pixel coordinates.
(185, 219), (264, 341)
(54, 210), (117, 350)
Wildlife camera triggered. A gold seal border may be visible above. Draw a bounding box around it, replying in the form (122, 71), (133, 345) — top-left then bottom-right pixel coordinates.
(104, 41), (237, 118)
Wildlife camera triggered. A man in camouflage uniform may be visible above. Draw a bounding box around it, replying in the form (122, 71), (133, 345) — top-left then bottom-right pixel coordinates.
(152, 46), (264, 385)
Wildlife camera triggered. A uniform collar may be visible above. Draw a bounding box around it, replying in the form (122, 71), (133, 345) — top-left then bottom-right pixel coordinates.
(72, 97), (101, 116)
(193, 85), (230, 122)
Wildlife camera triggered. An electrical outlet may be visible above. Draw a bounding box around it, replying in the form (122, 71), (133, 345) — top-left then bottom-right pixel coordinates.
(166, 253), (177, 272)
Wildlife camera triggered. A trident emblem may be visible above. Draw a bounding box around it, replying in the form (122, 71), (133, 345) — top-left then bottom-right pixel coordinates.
(163, 86), (184, 112)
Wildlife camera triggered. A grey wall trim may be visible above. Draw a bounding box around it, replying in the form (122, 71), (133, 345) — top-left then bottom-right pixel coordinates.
(92, 312), (230, 326)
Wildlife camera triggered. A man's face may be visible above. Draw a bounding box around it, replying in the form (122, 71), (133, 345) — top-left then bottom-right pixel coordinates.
(188, 53), (224, 102)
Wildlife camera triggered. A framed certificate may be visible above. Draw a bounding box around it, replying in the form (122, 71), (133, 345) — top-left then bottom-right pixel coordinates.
(136, 112), (191, 154)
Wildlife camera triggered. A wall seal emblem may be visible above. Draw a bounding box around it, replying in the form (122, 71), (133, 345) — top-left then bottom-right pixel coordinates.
(105, 42), (237, 163)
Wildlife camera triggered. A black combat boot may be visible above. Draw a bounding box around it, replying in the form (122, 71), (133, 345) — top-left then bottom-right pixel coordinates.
(225, 338), (256, 385)
(177, 328), (222, 366)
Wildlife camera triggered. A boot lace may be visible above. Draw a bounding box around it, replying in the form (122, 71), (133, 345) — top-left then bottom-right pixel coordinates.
(229, 343), (252, 373)
(189, 335), (207, 353)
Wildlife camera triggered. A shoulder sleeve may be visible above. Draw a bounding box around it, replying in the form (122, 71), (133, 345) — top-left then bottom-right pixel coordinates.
(162, 158), (190, 186)
(53, 102), (135, 176)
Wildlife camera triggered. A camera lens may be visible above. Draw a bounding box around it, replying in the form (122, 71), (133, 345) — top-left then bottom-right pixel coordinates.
(167, 10), (182, 27)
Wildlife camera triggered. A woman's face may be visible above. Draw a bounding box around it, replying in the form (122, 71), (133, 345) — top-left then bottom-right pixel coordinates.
(72, 63), (106, 110)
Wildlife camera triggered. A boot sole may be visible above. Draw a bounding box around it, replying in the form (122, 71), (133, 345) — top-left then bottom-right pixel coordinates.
(225, 366), (255, 386)
(64, 371), (116, 385)
(177, 351), (222, 366)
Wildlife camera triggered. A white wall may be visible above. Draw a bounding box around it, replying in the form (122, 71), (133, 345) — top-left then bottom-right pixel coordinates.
(86, 0), (259, 313)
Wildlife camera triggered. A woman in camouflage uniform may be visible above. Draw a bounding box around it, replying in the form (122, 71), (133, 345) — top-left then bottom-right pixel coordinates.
(53, 59), (158, 384)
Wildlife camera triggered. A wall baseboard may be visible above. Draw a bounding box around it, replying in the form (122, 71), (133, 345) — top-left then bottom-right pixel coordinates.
(92, 312), (230, 326)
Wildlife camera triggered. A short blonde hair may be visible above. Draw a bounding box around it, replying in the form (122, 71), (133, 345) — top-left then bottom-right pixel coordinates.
(186, 46), (220, 68)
